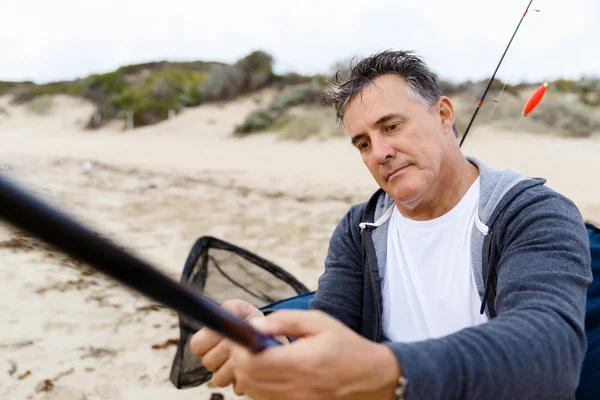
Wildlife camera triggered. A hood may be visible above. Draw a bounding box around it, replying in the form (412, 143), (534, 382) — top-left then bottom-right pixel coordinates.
(359, 155), (545, 231)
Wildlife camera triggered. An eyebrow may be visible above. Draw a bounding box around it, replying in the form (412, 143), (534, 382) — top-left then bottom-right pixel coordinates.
(350, 113), (404, 147)
(373, 113), (403, 127)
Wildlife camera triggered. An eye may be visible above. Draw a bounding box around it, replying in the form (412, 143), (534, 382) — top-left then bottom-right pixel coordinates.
(386, 123), (399, 133)
(357, 141), (371, 152)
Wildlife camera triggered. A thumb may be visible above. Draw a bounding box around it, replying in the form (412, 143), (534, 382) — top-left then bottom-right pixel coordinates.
(257, 310), (337, 339)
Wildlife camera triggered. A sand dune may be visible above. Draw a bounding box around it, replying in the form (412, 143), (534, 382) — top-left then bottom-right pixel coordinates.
(0, 94), (598, 399)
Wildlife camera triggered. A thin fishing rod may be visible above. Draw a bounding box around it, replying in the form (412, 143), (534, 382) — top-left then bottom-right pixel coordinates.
(459, 0), (534, 147)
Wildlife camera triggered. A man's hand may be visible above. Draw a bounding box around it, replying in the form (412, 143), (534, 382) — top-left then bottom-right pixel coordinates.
(227, 309), (403, 400)
(190, 299), (264, 387)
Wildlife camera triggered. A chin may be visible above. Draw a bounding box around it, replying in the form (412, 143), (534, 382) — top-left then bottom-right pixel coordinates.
(385, 180), (423, 204)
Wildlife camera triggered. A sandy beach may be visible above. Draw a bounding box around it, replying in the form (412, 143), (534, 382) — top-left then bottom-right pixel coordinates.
(1, 93), (599, 399)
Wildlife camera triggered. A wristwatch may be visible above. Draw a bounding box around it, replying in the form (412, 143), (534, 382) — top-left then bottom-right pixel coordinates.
(394, 375), (408, 399)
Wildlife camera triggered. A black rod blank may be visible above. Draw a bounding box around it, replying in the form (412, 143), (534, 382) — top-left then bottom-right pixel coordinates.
(0, 173), (280, 352)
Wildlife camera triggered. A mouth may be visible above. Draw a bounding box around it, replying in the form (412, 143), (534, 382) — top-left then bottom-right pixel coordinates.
(385, 165), (411, 181)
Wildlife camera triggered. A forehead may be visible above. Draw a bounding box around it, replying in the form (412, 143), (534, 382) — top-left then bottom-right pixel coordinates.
(342, 74), (421, 128)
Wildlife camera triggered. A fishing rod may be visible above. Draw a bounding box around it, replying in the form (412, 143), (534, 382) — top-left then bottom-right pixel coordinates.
(459, 0), (537, 147)
(0, 173), (282, 352)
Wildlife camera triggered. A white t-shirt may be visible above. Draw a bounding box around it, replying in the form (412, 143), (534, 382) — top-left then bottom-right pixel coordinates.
(381, 177), (488, 343)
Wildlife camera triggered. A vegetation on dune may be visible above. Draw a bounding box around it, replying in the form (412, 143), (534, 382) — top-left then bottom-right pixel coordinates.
(103, 68), (208, 126)
(276, 109), (345, 141)
(0, 51), (280, 129)
(0, 80), (36, 97)
(438, 77), (519, 97)
(0, 50), (598, 138)
(26, 96), (55, 115)
(235, 72), (600, 141)
(10, 81), (84, 102)
(82, 52), (279, 128)
(233, 80), (333, 139)
(235, 109), (279, 134)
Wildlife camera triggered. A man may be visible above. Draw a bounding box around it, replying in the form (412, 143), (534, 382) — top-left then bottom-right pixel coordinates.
(190, 50), (592, 399)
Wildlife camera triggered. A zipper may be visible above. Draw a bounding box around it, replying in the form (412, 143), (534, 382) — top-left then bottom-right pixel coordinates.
(480, 229), (497, 318)
(486, 230), (494, 278)
(361, 226), (382, 342)
(487, 230), (497, 318)
(487, 231), (494, 272)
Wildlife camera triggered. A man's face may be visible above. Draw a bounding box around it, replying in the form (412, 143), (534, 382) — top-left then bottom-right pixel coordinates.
(343, 74), (453, 208)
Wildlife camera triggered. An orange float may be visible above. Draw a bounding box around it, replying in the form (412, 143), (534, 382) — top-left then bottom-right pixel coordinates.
(522, 82), (548, 116)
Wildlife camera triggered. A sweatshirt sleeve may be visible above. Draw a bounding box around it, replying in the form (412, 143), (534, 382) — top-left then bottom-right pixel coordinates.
(309, 204), (365, 333)
(384, 188), (592, 400)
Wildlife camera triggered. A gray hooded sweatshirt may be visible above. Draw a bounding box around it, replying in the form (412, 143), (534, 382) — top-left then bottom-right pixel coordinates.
(309, 156), (592, 399)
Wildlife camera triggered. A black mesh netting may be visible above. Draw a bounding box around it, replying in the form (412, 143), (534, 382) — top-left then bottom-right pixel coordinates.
(169, 236), (310, 389)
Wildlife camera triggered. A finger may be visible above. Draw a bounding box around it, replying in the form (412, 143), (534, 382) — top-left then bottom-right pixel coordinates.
(201, 339), (231, 372)
(232, 378), (245, 397)
(211, 358), (235, 388)
(222, 299), (264, 321)
(230, 353), (252, 397)
(245, 318), (288, 344)
(229, 339), (298, 382)
(229, 354), (294, 398)
(236, 380), (291, 400)
(190, 327), (223, 357)
(260, 310), (340, 338)
(190, 300), (263, 356)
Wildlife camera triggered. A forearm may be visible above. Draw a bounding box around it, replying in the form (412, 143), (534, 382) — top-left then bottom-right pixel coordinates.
(384, 305), (586, 400)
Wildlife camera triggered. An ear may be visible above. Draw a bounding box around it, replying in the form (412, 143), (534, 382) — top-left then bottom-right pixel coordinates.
(437, 97), (455, 135)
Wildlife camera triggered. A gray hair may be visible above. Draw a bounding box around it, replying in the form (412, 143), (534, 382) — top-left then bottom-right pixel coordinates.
(324, 50), (459, 137)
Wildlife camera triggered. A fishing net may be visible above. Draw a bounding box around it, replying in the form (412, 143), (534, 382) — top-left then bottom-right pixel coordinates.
(169, 236), (310, 389)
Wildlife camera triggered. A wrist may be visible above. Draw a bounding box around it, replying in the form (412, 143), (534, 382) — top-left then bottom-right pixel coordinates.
(336, 342), (406, 400)
(375, 344), (405, 400)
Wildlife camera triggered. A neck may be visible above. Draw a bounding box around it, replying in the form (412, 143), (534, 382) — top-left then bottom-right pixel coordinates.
(396, 153), (479, 221)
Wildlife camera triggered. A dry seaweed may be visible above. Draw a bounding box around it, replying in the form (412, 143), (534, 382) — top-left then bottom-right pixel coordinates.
(151, 338), (179, 350)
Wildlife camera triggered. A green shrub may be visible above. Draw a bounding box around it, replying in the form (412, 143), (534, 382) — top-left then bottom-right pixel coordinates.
(67, 84), (84, 96)
(83, 71), (128, 103)
(11, 81), (79, 103)
(576, 77), (600, 92)
(0, 81), (32, 96)
(270, 81), (324, 111)
(26, 96), (54, 115)
(197, 65), (245, 103)
(108, 87), (177, 126)
(276, 115), (323, 141)
(276, 107), (345, 141)
(0, 82), (13, 95)
(552, 79), (578, 92)
(146, 68), (206, 87)
(479, 78), (519, 96)
(234, 110), (278, 135)
(236, 50), (274, 74)
(233, 81), (326, 137)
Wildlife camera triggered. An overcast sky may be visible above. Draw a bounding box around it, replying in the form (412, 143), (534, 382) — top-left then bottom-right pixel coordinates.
(1, 0), (598, 84)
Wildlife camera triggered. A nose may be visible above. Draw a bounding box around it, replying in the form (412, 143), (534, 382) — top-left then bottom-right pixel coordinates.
(371, 135), (395, 164)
